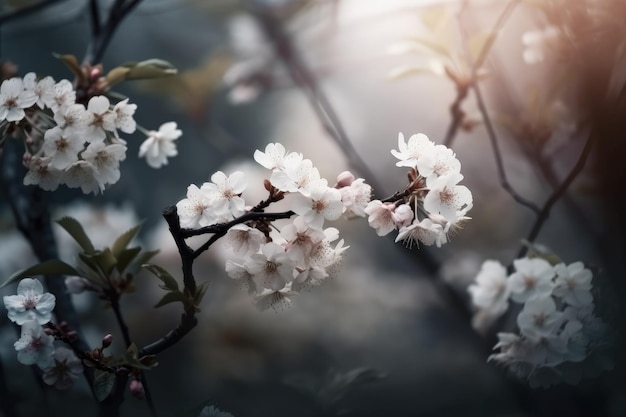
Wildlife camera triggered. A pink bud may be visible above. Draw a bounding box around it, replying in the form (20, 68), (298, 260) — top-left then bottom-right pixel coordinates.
(129, 379), (144, 400)
(335, 171), (355, 188)
(102, 334), (113, 348)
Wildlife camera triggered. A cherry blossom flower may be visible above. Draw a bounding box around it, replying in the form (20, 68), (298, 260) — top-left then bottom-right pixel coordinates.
(112, 98), (137, 134)
(53, 103), (88, 135)
(46, 79), (76, 113)
(62, 160), (103, 195)
(291, 183), (343, 229)
(391, 203), (413, 229)
(416, 144), (461, 187)
(23, 156), (62, 191)
(270, 157), (321, 196)
(254, 142), (301, 171)
(23, 73), (55, 110)
(42, 126), (84, 170)
(138, 122), (181, 168)
(84, 96), (116, 141)
(82, 142), (127, 186)
(308, 227), (348, 276)
(390, 132), (435, 168)
(3, 278), (56, 325)
(245, 242), (295, 290)
(423, 173), (473, 223)
(281, 216), (326, 266)
(468, 260), (510, 316)
(41, 347), (83, 389)
(508, 257), (555, 302)
(176, 184), (215, 228)
(364, 200), (396, 236)
(14, 320), (55, 368)
(225, 260), (258, 294)
(225, 224), (265, 256)
(553, 262), (593, 307)
(0, 77), (37, 122)
(395, 218), (444, 248)
(517, 296), (564, 342)
(201, 170), (247, 221)
(255, 282), (298, 311)
(522, 26), (560, 64)
(337, 176), (372, 218)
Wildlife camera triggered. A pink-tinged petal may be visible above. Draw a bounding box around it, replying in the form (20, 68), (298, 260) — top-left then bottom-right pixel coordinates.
(3, 295), (26, 310)
(17, 278), (44, 295)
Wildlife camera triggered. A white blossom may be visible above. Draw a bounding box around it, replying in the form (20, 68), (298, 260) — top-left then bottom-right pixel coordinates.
(269, 157), (321, 196)
(416, 144), (461, 187)
(23, 157), (62, 191)
(364, 200), (396, 236)
(3, 278), (56, 325)
(468, 260), (510, 316)
(42, 126), (84, 170)
(62, 160), (103, 195)
(390, 132), (435, 168)
(508, 257), (555, 303)
(254, 142), (300, 171)
(138, 122), (181, 168)
(53, 103), (88, 135)
(84, 96), (116, 141)
(517, 296), (564, 342)
(423, 173), (473, 223)
(201, 171), (247, 221)
(0, 77), (37, 122)
(395, 218), (444, 248)
(255, 282), (298, 311)
(41, 347), (83, 389)
(14, 320), (55, 368)
(338, 177), (372, 218)
(553, 262), (593, 307)
(82, 142), (126, 186)
(245, 242), (295, 291)
(225, 224), (265, 256)
(176, 184), (215, 228)
(46, 79), (76, 113)
(23, 73), (55, 110)
(291, 183), (343, 229)
(112, 98), (137, 134)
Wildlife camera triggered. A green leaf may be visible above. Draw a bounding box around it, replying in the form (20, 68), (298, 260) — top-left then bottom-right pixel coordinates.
(93, 248), (117, 276)
(142, 264), (179, 292)
(56, 217), (96, 254)
(154, 291), (189, 309)
(193, 281), (209, 306)
(112, 223), (143, 259)
(134, 250), (160, 268)
(93, 370), (116, 402)
(1, 260), (81, 288)
(126, 343), (139, 360)
(116, 247), (142, 274)
(109, 59), (178, 84)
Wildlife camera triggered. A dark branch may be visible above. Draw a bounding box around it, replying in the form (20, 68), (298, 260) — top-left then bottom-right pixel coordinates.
(517, 131), (596, 258)
(0, 0), (65, 25)
(89, 0), (102, 37)
(472, 80), (541, 214)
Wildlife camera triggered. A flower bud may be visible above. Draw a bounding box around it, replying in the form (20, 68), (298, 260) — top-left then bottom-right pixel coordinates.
(392, 204), (413, 228)
(102, 334), (113, 349)
(334, 171), (355, 188)
(65, 276), (87, 294)
(130, 379), (145, 400)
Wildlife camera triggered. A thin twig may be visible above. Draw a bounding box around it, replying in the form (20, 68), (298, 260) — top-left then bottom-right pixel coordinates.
(443, 0), (520, 147)
(89, 0), (102, 37)
(472, 80), (541, 213)
(517, 131), (596, 258)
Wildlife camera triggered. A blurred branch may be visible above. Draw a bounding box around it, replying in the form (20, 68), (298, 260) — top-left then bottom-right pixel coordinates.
(0, 356), (17, 417)
(443, 0), (520, 147)
(472, 81), (541, 214)
(89, 0), (102, 37)
(0, 0), (65, 24)
(517, 131), (596, 258)
(251, 6), (384, 194)
(83, 0), (143, 65)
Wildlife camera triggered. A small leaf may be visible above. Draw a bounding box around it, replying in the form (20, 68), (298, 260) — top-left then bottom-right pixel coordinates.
(56, 217), (96, 254)
(106, 59), (177, 87)
(52, 53), (86, 84)
(126, 343), (139, 359)
(134, 250), (160, 268)
(139, 355), (158, 368)
(154, 291), (189, 309)
(116, 247), (142, 274)
(193, 281), (209, 306)
(93, 370), (116, 402)
(93, 248), (117, 276)
(142, 264), (179, 292)
(111, 223), (143, 259)
(1, 260), (81, 288)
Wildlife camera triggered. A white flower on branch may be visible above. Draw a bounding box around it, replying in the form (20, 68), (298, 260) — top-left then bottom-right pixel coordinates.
(23, 156), (62, 191)
(42, 126), (83, 170)
(508, 257), (555, 303)
(41, 347), (83, 390)
(246, 242), (296, 291)
(553, 262), (593, 308)
(3, 278), (56, 325)
(364, 200), (396, 236)
(82, 141), (127, 186)
(468, 260), (510, 316)
(84, 95), (116, 142)
(0, 77), (37, 122)
(201, 170), (247, 222)
(390, 132), (435, 168)
(23, 73), (55, 110)
(13, 320), (55, 368)
(423, 173), (473, 223)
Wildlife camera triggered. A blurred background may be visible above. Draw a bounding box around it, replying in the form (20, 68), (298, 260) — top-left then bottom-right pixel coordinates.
(0, 0), (623, 416)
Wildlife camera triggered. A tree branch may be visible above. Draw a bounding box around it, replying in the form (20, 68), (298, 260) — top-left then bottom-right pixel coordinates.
(517, 131), (596, 258)
(0, 0), (66, 25)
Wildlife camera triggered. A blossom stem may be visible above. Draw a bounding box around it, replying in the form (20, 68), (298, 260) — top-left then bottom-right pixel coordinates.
(517, 131), (597, 259)
(443, 0), (520, 148)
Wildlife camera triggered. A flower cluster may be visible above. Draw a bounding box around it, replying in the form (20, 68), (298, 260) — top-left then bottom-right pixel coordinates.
(2, 278), (83, 389)
(176, 143), (372, 310)
(468, 257), (610, 387)
(0, 73), (181, 194)
(364, 133), (472, 248)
